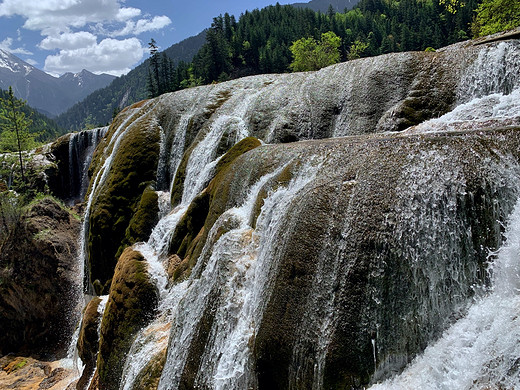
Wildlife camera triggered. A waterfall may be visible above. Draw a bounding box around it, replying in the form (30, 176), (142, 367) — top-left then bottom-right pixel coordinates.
(154, 160), (320, 390)
(406, 87), (520, 134)
(119, 91), (264, 389)
(66, 37), (520, 390)
(79, 103), (155, 293)
(457, 41), (520, 102)
(67, 127), (108, 204)
(369, 194), (520, 390)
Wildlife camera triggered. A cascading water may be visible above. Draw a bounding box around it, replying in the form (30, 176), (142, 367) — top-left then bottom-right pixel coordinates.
(80, 102), (157, 292)
(119, 88), (267, 389)
(369, 193), (520, 390)
(66, 36), (520, 390)
(154, 159), (320, 390)
(61, 101), (159, 388)
(457, 41), (520, 102)
(67, 127), (108, 204)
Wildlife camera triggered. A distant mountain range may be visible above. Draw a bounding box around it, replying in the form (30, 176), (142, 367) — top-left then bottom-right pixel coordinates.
(55, 31), (208, 131)
(0, 49), (115, 117)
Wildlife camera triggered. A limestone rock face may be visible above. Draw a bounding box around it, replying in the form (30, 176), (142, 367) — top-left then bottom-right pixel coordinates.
(79, 37), (520, 389)
(0, 197), (81, 357)
(157, 127), (520, 388)
(97, 248), (158, 390)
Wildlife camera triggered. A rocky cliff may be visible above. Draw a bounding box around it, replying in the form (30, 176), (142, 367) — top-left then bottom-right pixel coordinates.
(2, 31), (520, 390)
(0, 197), (81, 357)
(71, 32), (520, 390)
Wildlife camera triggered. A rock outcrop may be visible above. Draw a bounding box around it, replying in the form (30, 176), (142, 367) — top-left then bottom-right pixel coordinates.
(79, 36), (520, 389)
(96, 248), (158, 390)
(77, 297), (104, 390)
(0, 197), (81, 357)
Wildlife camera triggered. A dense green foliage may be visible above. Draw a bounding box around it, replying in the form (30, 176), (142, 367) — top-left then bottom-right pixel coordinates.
(0, 88), (63, 147)
(0, 87), (34, 183)
(289, 31), (342, 71)
(172, 0), (477, 86)
(472, 0), (520, 36)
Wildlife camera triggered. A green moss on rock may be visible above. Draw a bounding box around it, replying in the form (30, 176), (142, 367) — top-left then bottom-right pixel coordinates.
(130, 347), (167, 390)
(170, 90), (233, 207)
(117, 186), (160, 259)
(88, 115), (160, 285)
(77, 297), (102, 390)
(168, 137), (261, 281)
(97, 248), (158, 390)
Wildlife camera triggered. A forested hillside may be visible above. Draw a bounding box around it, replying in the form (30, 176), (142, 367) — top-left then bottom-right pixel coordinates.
(180, 0), (477, 87)
(291, 0), (360, 12)
(0, 88), (64, 146)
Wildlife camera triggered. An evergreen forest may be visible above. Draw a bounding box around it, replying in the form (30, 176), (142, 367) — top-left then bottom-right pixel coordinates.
(156, 0), (478, 93)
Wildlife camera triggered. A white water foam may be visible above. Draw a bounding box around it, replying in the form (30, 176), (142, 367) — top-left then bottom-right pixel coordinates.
(405, 87), (520, 134)
(154, 159), (322, 390)
(369, 196), (520, 390)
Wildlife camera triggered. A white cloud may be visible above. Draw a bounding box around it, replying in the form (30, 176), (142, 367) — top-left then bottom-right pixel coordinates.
(0, 1), (166, 35)
(116, 7), (141, 22)
(0, 0), (122, 33)
(44, 37), (146, 76)
(112, 15), (172, 37)
(39, 31), (98, 50)
(0, 0), (171, 75)
(25, 58), (38, 66)
(0, 37), (33, 55)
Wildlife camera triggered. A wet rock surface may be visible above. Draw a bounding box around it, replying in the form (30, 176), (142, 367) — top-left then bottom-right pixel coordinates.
(97, 248), (158, 390)
(0, 197), (81, 357)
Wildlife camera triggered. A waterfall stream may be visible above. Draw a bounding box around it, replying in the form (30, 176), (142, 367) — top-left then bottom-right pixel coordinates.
(119, 95), (263, 389)
(59, 38), (520, 390)
(67, 127), (108, 204)
(369, 195), (520, 390)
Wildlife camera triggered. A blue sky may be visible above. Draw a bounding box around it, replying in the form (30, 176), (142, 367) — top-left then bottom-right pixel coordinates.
(0, 0), (293, 77)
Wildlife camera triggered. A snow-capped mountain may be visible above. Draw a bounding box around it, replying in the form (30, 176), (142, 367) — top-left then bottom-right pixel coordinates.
(0, 49), (115, 117)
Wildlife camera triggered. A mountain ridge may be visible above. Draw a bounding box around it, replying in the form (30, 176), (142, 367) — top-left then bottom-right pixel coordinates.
(0, 49), (116, 117)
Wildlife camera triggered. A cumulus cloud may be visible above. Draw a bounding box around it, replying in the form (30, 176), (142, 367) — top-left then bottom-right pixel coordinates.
(0, 0), (172, 75)
(0, 0), (131, 33)
(112, 15), (172, 37)
(39, 31), (98, 50)
(44, 37), (146, 76)
(0, 37), (33, 55)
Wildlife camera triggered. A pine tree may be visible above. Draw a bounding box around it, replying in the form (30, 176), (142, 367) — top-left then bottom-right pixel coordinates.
(0, 87), (34, 184)
(148, 39), (160, 98)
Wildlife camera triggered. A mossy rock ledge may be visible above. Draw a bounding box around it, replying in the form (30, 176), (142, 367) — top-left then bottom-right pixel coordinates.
(87, 113), (161, 285)
(168, 136), (262, 280)
(97, 248), (158, 390)
(77, 297), (103, 390)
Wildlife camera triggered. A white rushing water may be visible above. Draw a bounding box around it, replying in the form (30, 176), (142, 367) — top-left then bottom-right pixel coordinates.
(119, 92), (262, 389)
(457, 41), (520, 102)
(70, 38), (520, 390)
(68, 127), (109, 203)
(79, 104), (154, 292)
(406, 86), (520, 134)
(155, 159), (321, 390)
(369, 195), (520, 390)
